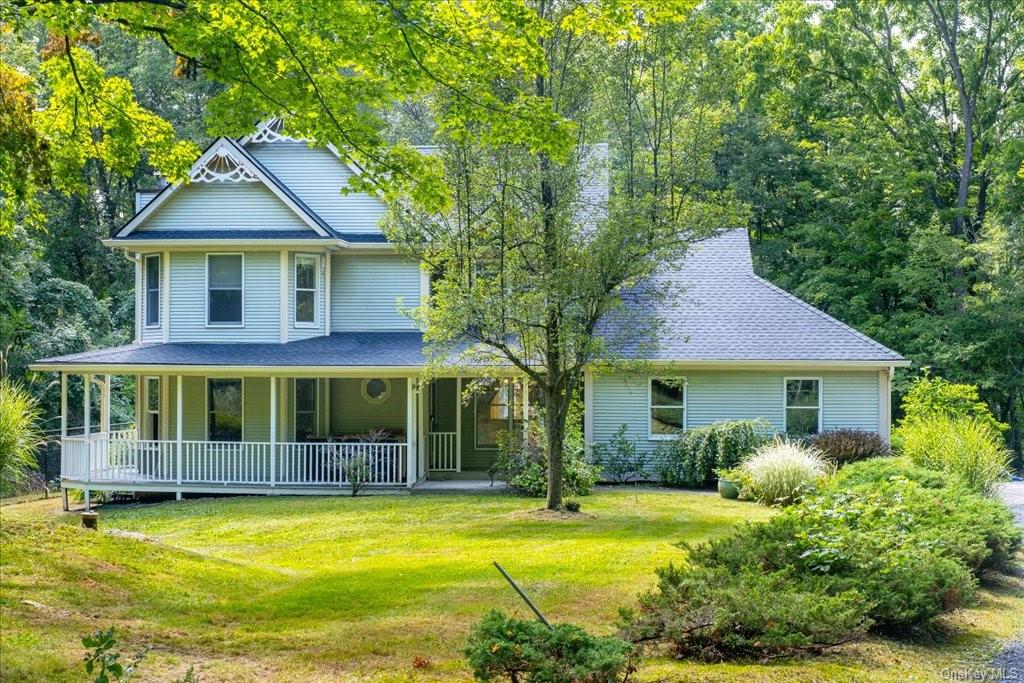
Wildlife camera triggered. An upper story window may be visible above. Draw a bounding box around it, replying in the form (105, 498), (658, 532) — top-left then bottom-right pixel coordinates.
(207, 254), (243, 326)
(294, 254), (318, 327)
(144, 254), (160, 327)
(785, 378), (821, 436)
(649, 378), (686, 439)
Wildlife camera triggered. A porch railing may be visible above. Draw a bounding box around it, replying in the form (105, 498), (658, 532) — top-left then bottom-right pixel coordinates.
(428, 432), (459, 471)
(61, 436), (408, 487)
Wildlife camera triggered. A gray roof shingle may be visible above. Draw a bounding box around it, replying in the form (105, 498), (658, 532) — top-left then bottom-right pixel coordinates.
(600, 229), (904, 363)
(34, 332), (426, 368)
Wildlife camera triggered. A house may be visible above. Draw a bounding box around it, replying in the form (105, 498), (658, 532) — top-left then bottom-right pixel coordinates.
(31, 122), (908, 506)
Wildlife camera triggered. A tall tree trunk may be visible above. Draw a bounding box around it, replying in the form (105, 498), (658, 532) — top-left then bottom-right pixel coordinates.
(544, 383), (566, 510)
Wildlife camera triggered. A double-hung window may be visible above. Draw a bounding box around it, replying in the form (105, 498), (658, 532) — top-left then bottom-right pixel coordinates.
(784, 378), (821, 435)
(475, 379), (509, 449)
(294, 254), (318, 326)
(294, 378), (317, 442)
(207, 254), (243, 325)
(208, 378), (243, 442)
(649, 378), (685, 438)
(144, 377), (160, 440)
(144, 254), (160, 327)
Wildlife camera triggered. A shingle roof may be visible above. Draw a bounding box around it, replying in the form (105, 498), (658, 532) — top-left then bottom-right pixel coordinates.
(600, 229), (905, 363)
(34, 332), (427, 368)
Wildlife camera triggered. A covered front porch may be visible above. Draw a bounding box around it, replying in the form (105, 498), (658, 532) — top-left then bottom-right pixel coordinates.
(53, 370), (527, 506)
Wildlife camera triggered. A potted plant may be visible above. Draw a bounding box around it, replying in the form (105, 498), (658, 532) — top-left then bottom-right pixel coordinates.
(715, 467), (741, 500)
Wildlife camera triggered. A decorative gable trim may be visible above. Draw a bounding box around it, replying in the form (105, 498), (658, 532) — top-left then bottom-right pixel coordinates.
(190, 144), (260, 183)
(116, 138), (333, 238)
(238, 119), (370, 182)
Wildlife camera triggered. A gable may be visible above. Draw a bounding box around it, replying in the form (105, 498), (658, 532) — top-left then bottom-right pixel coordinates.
(116, 137), (333, 238)
(136, 182), (316, 232)
(246, 141), (387, 234)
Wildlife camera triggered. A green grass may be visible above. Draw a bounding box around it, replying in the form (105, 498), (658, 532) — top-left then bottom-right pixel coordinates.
(1, 489), (1021, 682)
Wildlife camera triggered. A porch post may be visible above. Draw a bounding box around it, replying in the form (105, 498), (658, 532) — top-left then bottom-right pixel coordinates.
(406, 378), (415, 487)
(583, 371), (594, 454)
(522, 377), (530, 447)
(101, 374), (111, 434)
(176, 374), (183, 499)
(455, 376), (462, 473)
(83, 373), (91, 511)
(60, 372), (68, 511)
(269, 376), (277, 487)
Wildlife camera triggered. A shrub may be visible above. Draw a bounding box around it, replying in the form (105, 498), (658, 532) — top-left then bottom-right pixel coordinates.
(464, 610), (634, 683)
(728, 438), (829, 506)
(0, 378), (42, 498)
(654, 418), (771, 488)
(894, 415), (1011, 494)
(808, 429), (890, 466)
(624, 467), (1022, 659)
(827, 456), (949, 490)
(591, 425), (647, 483)
(621, 564), (869, 661)
(496, 423), (600, 498)
(901, 373), (1008, 435)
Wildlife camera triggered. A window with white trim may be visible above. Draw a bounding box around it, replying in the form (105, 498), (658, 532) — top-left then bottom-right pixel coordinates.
(144, 254), (160, 327)
(207, 254), (243, 325)
(649, 378), (685, 438)
(208, 378), (243, 441)
(294, 378), (317, 442)
(144, 376), (160, 440)
(785, 378), (821, 436)
(294, 254), (318, 326)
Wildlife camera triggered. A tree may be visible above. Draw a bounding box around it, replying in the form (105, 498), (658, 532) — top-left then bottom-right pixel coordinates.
(730, 0), (1024, 455)
(389, 1), (744, 508)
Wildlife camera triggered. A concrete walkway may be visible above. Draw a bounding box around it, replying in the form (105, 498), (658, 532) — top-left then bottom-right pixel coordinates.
(411, 479), (508, 495)
(990, 481), (1024, 682)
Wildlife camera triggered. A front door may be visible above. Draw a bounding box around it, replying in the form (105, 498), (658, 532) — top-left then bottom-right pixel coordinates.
(428, 378), (460, 471)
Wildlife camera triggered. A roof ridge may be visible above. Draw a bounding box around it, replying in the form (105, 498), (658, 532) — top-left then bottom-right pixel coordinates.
(744, 273), (903, 359)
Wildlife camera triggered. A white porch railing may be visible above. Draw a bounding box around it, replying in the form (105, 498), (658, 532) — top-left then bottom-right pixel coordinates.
(428, 432), (458, 471)
(61, 436), (408, 488)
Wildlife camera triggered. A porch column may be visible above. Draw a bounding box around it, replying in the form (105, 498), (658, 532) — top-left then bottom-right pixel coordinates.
(175, 374), (183, 499)
(269, 376), (277, 487)
(455, 376), (462, 473)
(60, 372), (68, 511)
(522, 377), (530, 446)
(101, 374), (111, 434)
(406, 378), (415, 487)
(83, 373), (91, 511)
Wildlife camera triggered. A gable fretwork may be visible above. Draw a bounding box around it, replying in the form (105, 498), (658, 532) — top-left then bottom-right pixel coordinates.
(190, 146), (260, 183)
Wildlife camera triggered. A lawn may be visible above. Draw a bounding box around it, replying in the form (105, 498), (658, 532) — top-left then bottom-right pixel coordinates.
(1, 489), (1021, 682)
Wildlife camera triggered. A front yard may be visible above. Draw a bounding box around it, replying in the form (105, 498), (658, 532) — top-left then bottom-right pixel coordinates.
(1, 489), (1021, 682)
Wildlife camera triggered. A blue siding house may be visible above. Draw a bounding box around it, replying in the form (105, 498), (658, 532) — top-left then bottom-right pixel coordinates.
(32, 122), (907, 503)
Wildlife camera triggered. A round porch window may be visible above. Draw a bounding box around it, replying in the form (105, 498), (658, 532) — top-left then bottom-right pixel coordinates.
(361, 378), (391, 404)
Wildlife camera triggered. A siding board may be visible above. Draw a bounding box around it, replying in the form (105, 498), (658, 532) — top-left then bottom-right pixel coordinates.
(330, 254), (420, 331)
(169, 252), (281, 342)
(138, 183), (314, 232)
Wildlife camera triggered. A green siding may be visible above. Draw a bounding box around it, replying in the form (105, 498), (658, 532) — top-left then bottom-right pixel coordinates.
(245, 377), (271, 441)
(328, 378), (408, 438)
(591, 370), (881, 456)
